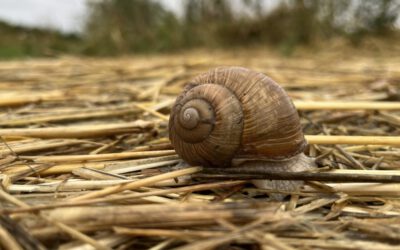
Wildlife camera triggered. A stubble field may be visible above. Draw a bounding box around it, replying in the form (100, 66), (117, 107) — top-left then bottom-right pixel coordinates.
(0, 49), (400, 249)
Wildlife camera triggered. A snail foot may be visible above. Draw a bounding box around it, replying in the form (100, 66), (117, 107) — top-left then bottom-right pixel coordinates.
(245, 153), (316, 200)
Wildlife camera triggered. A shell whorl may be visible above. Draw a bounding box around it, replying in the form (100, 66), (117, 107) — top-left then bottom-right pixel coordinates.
(169, 67), (306, 167)
(169, 83), (243, 167)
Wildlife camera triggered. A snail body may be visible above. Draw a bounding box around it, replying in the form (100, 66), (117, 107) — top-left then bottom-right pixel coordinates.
(169, 66), (315, 195)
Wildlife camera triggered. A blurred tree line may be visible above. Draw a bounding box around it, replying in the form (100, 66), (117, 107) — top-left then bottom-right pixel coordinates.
(0, 0), (399, 58)
(0, 21), (80, 58)
(83, 0), (400, 55)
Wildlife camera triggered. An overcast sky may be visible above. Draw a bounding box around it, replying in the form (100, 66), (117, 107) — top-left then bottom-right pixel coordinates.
(0, 0), (183, 33)
(0, 0), (88, 33)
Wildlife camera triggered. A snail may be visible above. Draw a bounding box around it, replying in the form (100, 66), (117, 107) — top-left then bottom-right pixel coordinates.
(168, 66), (316, 197)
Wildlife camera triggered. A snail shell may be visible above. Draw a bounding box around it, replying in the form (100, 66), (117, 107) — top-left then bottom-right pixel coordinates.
(169, 66), (306, 167)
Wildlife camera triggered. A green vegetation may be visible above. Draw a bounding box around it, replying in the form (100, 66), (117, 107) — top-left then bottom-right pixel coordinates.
(0, 21), (81, 58)
(0, 0), (399, 58)
(83, 0), (182, 55)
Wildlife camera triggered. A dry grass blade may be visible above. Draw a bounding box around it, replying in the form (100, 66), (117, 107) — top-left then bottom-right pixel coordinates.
(0, 90), (64, 107)
(197, 169), (400, 182)
(0, 219), (24, 250)
(0, 188), (106, 249)
(0, 103), (142, 126)
(47, 202), (282, 228)
(23, 150), (176, 163)
(1, 181), (245, 214)
(0, 121), (154, 138)
(294, 101), (400, 110)
(113, 227), (226, 238)
(306, 135), (400, 145)
(69, 166), (202, 201)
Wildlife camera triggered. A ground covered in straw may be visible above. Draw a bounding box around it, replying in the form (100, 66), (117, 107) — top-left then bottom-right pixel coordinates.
(0, 50), (400, 249)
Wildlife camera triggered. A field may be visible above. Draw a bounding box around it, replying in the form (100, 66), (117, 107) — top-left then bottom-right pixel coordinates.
(0, 49), (400, 249)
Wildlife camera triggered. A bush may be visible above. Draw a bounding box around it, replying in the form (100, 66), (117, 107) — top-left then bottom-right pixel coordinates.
(83, 0), (183, 55)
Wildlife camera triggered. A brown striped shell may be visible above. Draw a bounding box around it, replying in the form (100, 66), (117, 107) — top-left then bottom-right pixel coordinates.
(168, 66), (306, 167)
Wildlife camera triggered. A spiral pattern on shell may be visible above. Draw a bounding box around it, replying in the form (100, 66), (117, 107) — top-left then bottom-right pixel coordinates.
(169, 66), (306, 167)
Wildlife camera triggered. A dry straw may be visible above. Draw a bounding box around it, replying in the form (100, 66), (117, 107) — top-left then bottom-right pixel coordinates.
(0, 52), (399, 249)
